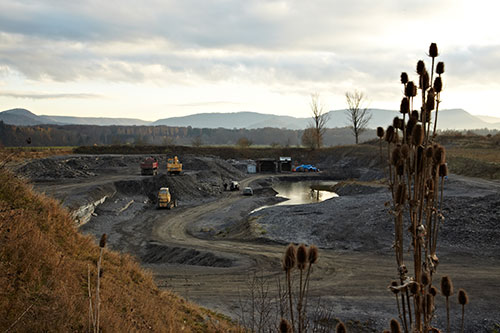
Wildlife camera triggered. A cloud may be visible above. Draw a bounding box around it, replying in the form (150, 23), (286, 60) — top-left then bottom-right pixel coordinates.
(0, 91), (102, 99)
(0, 0), (498, 118)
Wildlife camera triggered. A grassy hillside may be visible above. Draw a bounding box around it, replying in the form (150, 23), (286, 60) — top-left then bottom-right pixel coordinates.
(0, 168), (238, 332)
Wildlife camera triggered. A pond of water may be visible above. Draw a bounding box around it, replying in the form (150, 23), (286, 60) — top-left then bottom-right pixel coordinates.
(252, 180), (339, 213)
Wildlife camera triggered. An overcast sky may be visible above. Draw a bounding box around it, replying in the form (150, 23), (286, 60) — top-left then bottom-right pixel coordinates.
(0, 0), (499, 120)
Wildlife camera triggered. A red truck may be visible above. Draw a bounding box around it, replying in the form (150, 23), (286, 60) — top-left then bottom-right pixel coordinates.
(140, 157), (159, 175)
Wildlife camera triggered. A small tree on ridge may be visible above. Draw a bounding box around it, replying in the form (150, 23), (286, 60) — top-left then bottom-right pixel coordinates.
(345, 90), (371, 144)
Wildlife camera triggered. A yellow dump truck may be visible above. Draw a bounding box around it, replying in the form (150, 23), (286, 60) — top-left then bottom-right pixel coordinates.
(157, 187), (177, 209)
(167, 156), (182, 175)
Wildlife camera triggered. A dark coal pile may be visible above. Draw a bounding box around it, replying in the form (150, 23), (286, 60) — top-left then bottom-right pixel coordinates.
(182, 155), (246, 180)
(16, 157), (96, 180)
(142, 243), (233, 267)
(440, 193), (500, 255)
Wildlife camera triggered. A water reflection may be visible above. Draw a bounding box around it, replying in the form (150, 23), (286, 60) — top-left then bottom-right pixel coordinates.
(273, 180), (338, 206)
(252, 180), (338, 213)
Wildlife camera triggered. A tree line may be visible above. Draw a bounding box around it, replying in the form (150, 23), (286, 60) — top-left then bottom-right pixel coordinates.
(0, 121), (376, 147)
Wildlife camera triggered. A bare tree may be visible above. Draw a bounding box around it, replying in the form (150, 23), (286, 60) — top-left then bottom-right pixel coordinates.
(301, 127), (317, 149)
(191, 135), (203, 147)
(309, 93), (330, 149)
(345, 90), (371, 144)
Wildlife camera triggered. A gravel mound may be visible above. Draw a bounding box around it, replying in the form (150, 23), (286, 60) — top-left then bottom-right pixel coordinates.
(252, 176), (500, 256)
(16, 157), (96, 180)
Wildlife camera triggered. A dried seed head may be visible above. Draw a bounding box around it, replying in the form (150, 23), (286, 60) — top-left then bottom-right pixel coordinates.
(405, 81), (417, 97)
(411, 110), (419, 120)
(400, 97), (410, 114)
(99, 234), (107, 248)
(439, 164), (448, 178)
(434, 77), (443, 93)
(395, 183), (406, 205)
(390, 280), (400, 294)
(283, 244), (296, 271)
(416, 60), (426, 75)
(391, 146), (402, 166)
(430, 285), (438, 296)
(406, 118), (416, 141)
(426, 146), (434, 158)
(429, 43), (439, 58)
(412, 124), (424, 146)
(336, 321), (347, 333)
(393, 117), (403, 130)
(420, 69), (430, 90)
(426, 293), (434, 315)
(436, 61), (445, 75)
(401, 144), (409, 159)
(409, 281), (420, 295)
(458, 289), (469, 305)
(385, 126), (395, 143)
(390, 318), (402, 333)
(421, 270), (431, 286)
(279, 318), (292, 333)
(308, 245), (319, 264)
(392, 131), (400, 144)
(400, 72), (409, 84)
(441, 275), (453, 297)
(377, 126), (385, 138)
(426, 89), (435, 111)
(296, 244), (308, 270)
(434, 145), (446, 165)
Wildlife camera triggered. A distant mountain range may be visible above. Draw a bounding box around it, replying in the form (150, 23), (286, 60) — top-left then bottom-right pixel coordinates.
(0, 108), (150, 126)
(1, 108), (499, 130)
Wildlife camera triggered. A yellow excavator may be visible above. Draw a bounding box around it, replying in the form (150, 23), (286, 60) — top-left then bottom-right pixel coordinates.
(167, 156), (182, 175)
(157, 187), (178, 209)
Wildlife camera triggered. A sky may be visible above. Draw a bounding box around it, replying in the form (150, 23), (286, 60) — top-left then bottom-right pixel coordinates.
(0, 0), (499, 121)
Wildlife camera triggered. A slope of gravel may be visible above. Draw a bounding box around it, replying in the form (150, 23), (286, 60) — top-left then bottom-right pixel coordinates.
(251, 176), (500, 257)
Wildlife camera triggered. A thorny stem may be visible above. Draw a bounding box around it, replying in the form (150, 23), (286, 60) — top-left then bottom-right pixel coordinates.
(286, 270), (295, 331)
(396, 293), (408, 333)
(433, 87), (441, 137)
(461, 304), (465, 333)
(446, 296), (451, 333)
(302, 263), (313, 330)
(298, 269), (304, 333)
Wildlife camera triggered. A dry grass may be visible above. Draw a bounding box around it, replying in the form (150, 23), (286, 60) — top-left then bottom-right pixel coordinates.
(0, 146), (74, 165)
(0, 167), (239, 332)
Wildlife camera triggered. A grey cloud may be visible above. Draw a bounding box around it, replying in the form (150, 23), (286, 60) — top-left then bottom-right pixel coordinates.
(0, 0), (490, 93)
(444, 45), (500, 83)
(0, 91), (102, 99)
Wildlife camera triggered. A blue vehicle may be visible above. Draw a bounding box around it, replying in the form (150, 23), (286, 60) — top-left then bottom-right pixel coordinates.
(293, 164), (319, 172)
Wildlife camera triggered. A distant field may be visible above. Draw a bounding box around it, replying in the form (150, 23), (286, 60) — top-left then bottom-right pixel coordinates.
(0, 146), (74, 163)
(437, 134), (500, 179)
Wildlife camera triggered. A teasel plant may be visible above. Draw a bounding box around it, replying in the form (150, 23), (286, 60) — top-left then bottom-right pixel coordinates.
(88, 233), (107, 333)
(382, 44), (468, 332)
(280, 243), (320, 333)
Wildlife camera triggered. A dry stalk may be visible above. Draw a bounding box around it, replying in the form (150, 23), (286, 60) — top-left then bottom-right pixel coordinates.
(381, 44), (464, 333)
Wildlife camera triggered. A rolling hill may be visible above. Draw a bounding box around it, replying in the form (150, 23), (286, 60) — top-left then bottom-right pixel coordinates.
(1, 108), (498, 130)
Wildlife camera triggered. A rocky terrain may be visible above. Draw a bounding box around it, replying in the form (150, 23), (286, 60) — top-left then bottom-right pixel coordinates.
(12, 152), (500, 332)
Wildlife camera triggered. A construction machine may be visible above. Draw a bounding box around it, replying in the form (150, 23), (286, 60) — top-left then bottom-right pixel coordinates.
(140, 157), (159, 175)
(157, 187), (177, 209)
(167, 156), (182, 175)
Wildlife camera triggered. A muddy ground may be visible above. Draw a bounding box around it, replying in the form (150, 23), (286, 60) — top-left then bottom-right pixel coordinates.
(13, 153), (500, 332)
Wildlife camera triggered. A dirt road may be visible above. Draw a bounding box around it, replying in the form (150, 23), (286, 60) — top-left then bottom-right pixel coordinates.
(148, 175), (500, 332)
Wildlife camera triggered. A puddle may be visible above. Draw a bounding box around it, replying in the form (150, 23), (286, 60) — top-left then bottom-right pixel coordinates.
(252, 180), (339, 213)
